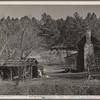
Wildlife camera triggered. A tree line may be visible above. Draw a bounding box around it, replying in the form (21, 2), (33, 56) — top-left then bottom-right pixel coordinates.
(0, 12), (100, 59)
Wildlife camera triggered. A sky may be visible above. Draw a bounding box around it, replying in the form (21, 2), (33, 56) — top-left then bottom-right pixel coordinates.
(0, 5), (100, 20)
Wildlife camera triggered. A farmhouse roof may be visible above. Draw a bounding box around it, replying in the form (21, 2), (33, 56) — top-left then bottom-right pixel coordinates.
(64, 53), (78, 58)
(50, 44), (77, 51)
(0, 58), (38, 67)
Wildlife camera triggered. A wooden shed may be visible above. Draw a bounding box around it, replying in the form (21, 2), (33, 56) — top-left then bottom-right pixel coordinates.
(0, 58), (38, 80)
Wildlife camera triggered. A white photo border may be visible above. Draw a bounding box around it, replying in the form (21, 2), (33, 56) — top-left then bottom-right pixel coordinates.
(0, 1), (100, 99)
(0, 1), (100, 5)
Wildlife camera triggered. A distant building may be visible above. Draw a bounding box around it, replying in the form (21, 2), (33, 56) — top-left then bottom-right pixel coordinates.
(50, 44), (77, 70)
(64, 53), (77, 71)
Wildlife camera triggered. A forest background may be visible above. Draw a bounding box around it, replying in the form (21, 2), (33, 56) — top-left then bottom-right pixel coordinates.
(0, 12), (99, 63)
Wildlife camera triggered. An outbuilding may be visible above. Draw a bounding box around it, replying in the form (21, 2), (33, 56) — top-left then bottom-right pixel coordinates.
(0, 58), (38, 80)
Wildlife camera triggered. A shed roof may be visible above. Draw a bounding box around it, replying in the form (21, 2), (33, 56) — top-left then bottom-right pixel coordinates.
(0, 58), (37, 67)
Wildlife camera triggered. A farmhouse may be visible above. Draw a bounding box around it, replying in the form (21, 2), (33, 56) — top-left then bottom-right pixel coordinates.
(77, 30), (100, 72)
(51, 30), (100, 73)
(0, 58), (38, 80)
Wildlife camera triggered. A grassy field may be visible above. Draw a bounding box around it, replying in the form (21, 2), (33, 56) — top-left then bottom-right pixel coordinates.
(0, 71), (100, 95)
(0, 50), (100, 95)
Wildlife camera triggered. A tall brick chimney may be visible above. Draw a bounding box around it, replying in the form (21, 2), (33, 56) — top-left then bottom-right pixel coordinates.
(86, 29), (91, 43)
(84, 29), (95, 72)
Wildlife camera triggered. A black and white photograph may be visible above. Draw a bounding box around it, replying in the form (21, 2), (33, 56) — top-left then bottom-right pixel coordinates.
(0, 2), (100, 99)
